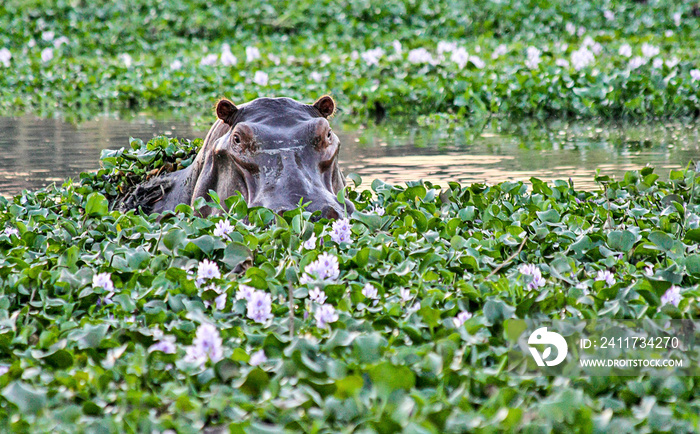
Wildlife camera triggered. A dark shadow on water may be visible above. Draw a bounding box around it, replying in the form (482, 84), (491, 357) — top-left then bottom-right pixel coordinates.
(0, 114), (698, 197)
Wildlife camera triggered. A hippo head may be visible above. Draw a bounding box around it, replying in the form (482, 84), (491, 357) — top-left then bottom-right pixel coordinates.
(191, 96), (354, 219)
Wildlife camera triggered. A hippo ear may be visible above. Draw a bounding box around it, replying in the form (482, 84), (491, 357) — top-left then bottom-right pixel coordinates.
(313, 95), (336, 118)
(216, 98), (238, 125)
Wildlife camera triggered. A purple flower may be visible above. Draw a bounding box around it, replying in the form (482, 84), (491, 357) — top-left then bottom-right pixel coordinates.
(93, 272), (114, 292)
(629, 56), (645, 70)
(220, 44), (237, 66)
(119, 53), (132, 68)
(205, 293), (227, 310)
(308, 287), (327, 304)
(196, 259), (221, 286)
(246, 46), (261, 62)
(660, 285), (682, 307)
(644, 265), (654, 276)
(3, 227), (18, 237)
(399, 288), (412, 302)
(96, 294), (113, 307)
(200, 53), (217, 66)
(247, 290), (273, 324)
(641, 43), (660, 58)
(520, 264), (545, 290)
(408, 48), (434, 64)
(299, 252), (340, 284)
(372, 205), (385, 216)
(253, 71), (268, 86)
(453, 311), (473, 327)
(0, 366), (8, 376)
(249, 349), (267, 366)
(528, 274), (546, 290)
(184, 323), (223, 366)
(41, 47), (53, 63)
(303, 233), (317, 250)
(519, 264), (538, 276)
(236, 284), (255, 301)
(315, 304), (338, 329)
(361, 47), (385, 66)
(362, 283), (378, 299)
(595, 270), (615, 286)
(619, 44), (632, 58)
(61, 33), (84, 48)
(450, 47), (469, 68)
(330, 218), (351, 244)
(213, 220), (234, 239)
(525, 46), (541, 69)
(0, 48), (11, 67)
(691, 69), (700, 82)
(149, 335), (177, 354)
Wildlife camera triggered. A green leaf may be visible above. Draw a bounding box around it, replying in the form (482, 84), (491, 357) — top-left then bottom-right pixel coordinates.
(2, 382), (47, 414)
(222, 242), (253, 270)
(368, 362), (415, 395)
(237, 368), (270, 397)
(353, 333), (385, 364)
(687, 254), (700, 276)
(504, 319), (528, 342)
(536, 209), (561, 223)
(419, 306), (441, 328)
(162, 229), (187, 253)
(607, 230), (636, 252)
(39, 349), (74, 369)
(648, 231), (674, 251)
(334, 375), (364, 399)
(352, 211), (382, 232)
(186, 235), (226, 256)
(67, 323), (109, 349)
(85, 192), (109, 217)
(483, 299), (515, 324)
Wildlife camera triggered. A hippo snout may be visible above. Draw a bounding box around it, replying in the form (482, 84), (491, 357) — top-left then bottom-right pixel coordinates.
(320, 205), (341, 220)
(273, 200), (354, 221)
(318, 201), (355, 220)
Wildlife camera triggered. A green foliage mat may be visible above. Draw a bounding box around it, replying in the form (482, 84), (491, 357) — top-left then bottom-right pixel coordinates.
(1, 0), (700, 120)
(1, 136), (700, 432)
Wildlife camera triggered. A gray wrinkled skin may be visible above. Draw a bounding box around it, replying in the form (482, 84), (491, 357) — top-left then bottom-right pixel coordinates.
(118, 96), (353, 219)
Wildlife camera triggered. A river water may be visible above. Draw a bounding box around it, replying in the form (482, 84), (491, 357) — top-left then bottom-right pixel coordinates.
(0, 115), (698, 198)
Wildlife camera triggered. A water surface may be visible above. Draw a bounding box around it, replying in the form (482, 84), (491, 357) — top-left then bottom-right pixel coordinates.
(0, 115), (698, 198)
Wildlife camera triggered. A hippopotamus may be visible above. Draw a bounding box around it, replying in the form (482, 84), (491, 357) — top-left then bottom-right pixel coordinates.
(119, 96), (354, 219)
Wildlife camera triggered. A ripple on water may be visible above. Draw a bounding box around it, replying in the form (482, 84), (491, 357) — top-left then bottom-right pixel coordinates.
(0, 116), (698, 198)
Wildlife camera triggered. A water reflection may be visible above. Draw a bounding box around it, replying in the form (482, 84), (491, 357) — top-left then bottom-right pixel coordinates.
(0, 115), (698, 198)
(340, 119), (699, 190)
(0, 116), (204, 197)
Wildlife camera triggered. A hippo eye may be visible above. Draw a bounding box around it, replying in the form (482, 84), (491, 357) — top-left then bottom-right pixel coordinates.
(326, 130), (332, 140)
(233, 134), (242, 145)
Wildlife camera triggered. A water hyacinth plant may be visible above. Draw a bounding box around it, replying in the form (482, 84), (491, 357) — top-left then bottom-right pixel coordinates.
(246, 289), (273, 324)
(2, 137), (700, 431)
(184, 323), (224, 367)
(2, 1), (700, 120)
(4, 0), (700, 431)
(299, 252), (340, 284)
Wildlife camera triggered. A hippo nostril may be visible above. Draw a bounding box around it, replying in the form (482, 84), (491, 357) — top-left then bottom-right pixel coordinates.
(321, 205), (341, 220)
(275, 208), (292, 216)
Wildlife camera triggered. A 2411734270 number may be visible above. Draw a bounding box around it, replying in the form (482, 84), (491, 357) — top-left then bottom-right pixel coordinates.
(598, 336), (680, 349)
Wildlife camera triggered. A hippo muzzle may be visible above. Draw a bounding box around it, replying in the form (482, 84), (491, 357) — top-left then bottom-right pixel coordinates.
(119, 96), (353, 219)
